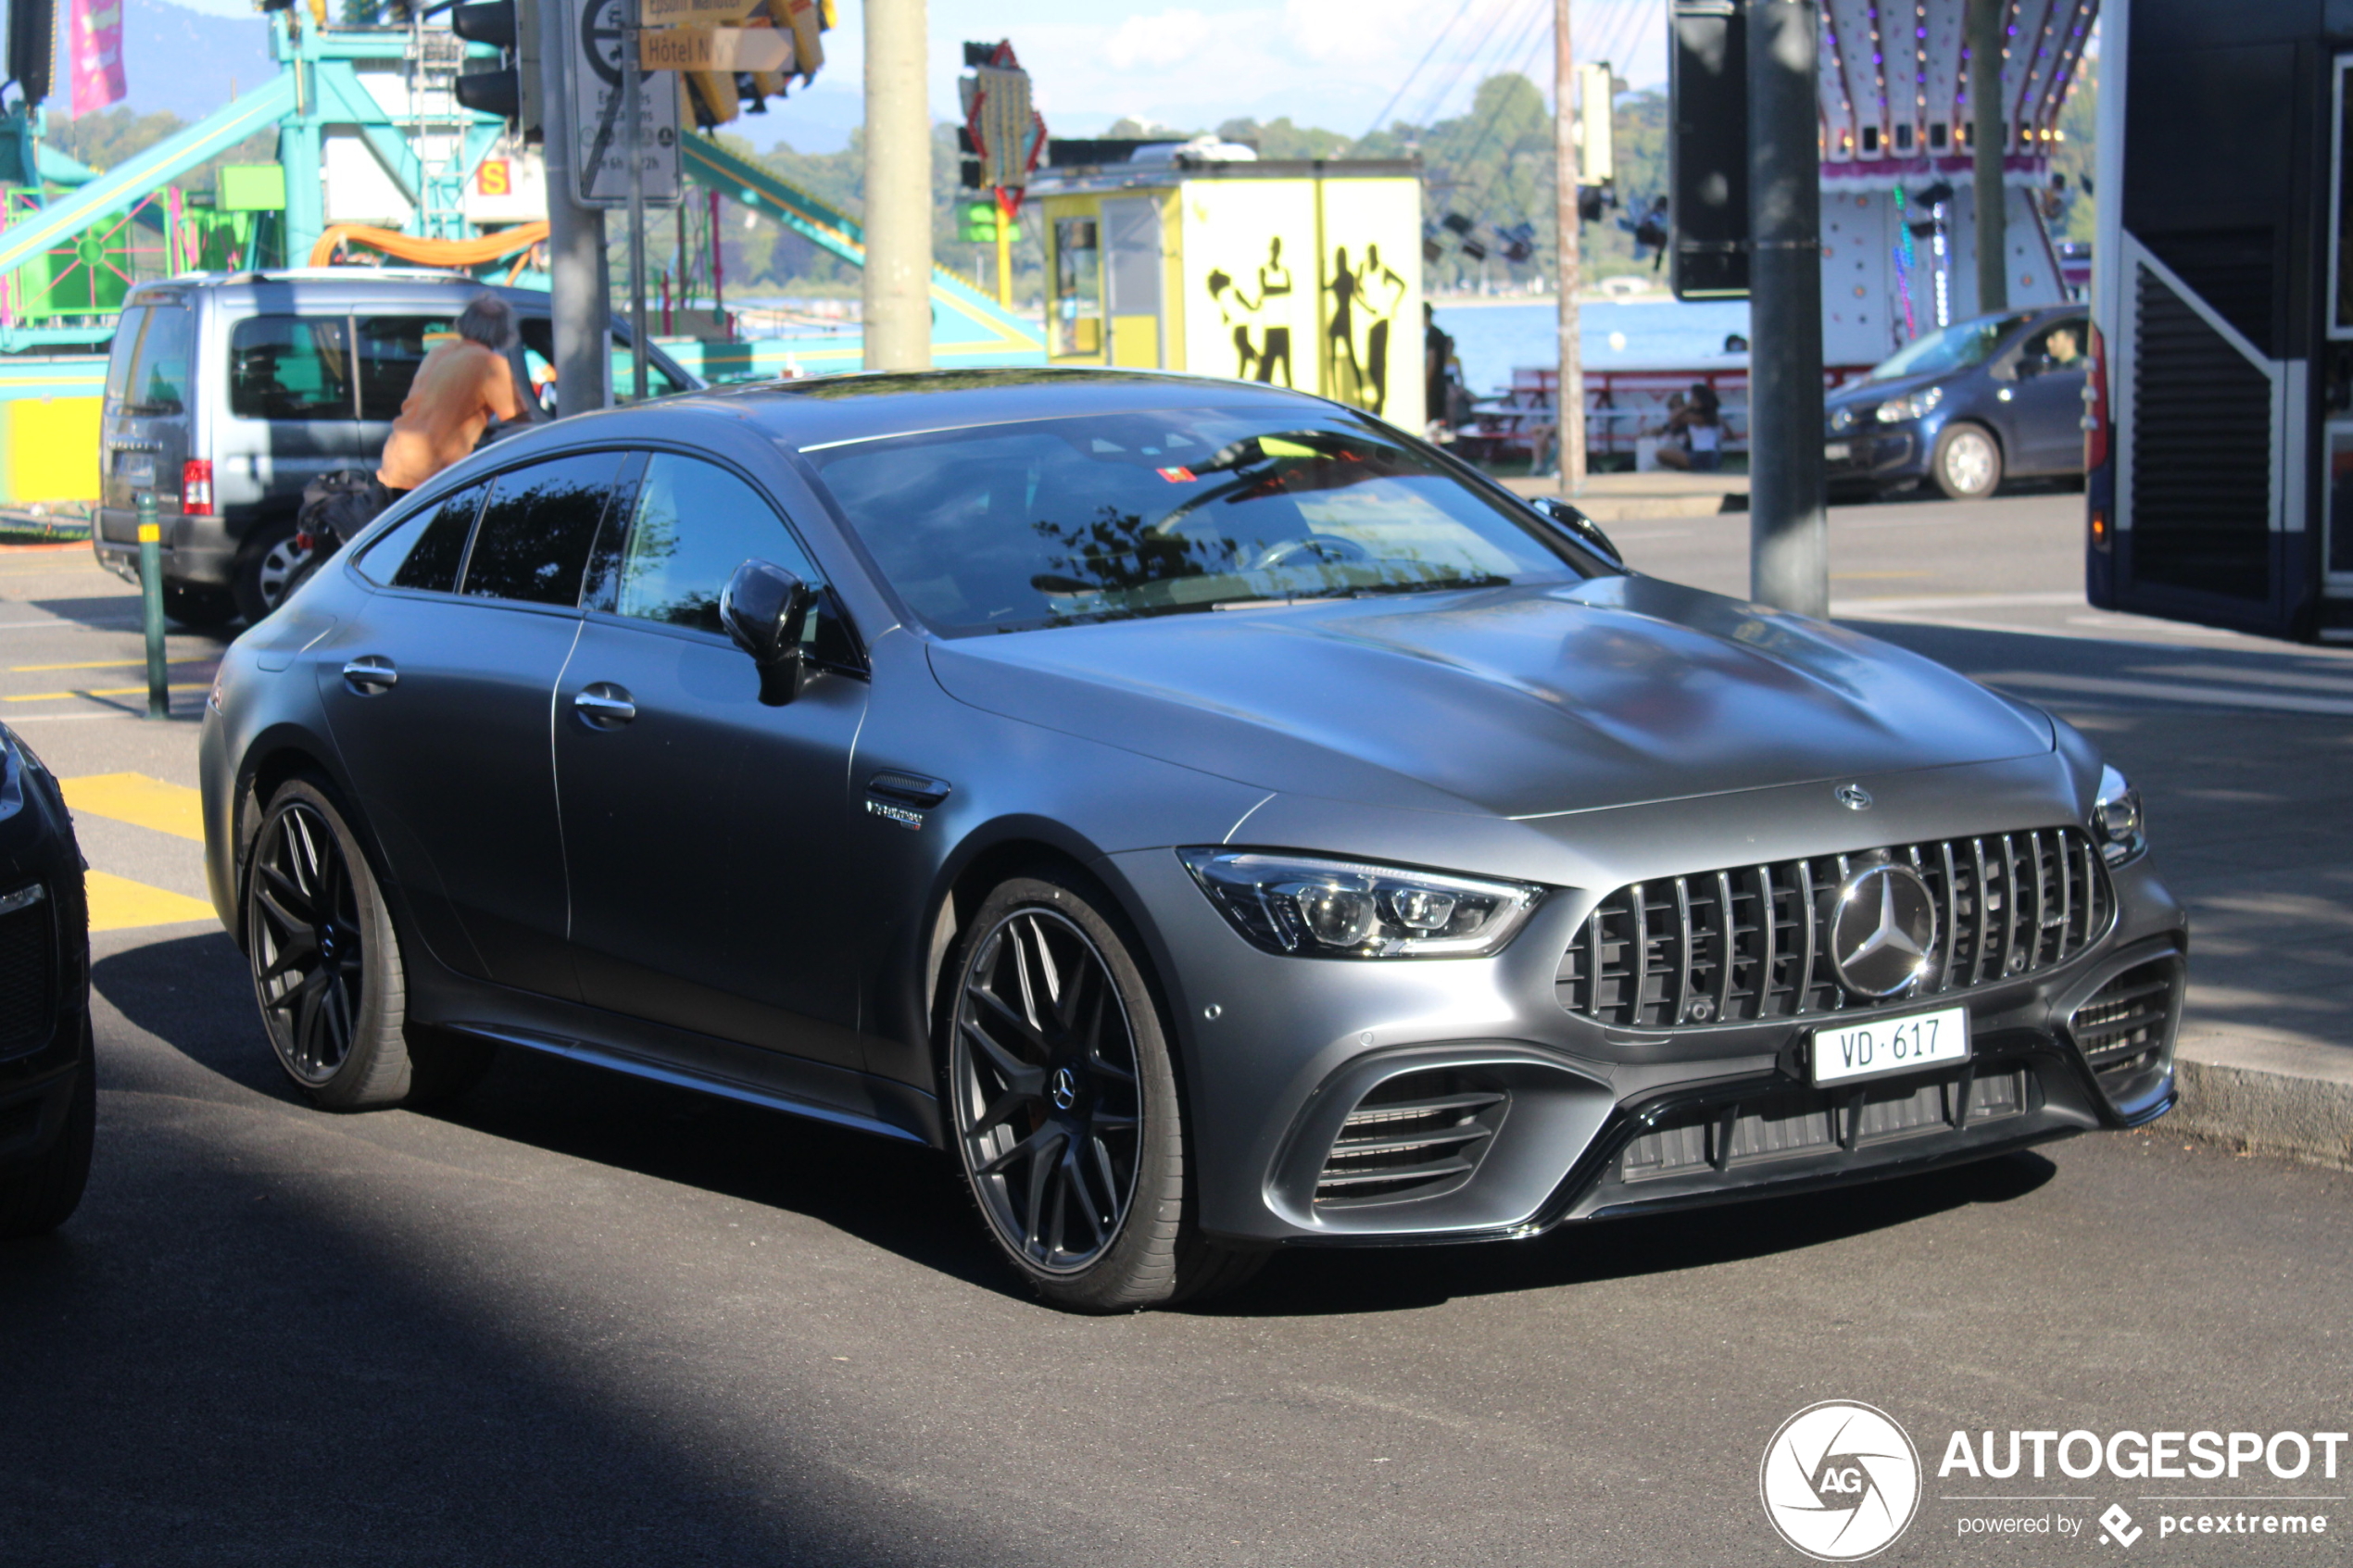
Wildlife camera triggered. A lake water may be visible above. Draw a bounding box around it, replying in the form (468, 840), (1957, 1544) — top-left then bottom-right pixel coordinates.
(1433, 298), (1755, 395)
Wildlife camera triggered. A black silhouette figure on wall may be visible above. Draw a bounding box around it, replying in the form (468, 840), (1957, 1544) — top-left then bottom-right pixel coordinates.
(1204, 238), (1296, 387)
(1354, 243), (1406, 416)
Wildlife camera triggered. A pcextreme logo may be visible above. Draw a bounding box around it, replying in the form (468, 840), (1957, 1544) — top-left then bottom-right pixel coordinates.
(1760, 1400), (1924, 1562)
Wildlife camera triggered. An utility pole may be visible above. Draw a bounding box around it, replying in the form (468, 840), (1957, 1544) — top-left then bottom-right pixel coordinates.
(539, 0), (610, 410)
(862, 0), (931, 370)
(1745, 0), (1827, 616)
(1554, 0), (1585, 495)
(623, 19), (648, 400)
(1969, 0), (2007, 314)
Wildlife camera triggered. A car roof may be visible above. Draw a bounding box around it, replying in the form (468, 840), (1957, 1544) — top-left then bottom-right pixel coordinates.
(124, 273), (552, 313)
(657, 368), (1352, 452)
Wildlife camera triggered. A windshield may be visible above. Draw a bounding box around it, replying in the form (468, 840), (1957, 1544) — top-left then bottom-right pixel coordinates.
(803, 408), (1594, 635)
(1869, 312), (2037, 381)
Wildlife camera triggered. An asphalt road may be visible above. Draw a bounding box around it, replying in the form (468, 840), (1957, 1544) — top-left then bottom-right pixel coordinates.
(4, 526), (2349, 1567)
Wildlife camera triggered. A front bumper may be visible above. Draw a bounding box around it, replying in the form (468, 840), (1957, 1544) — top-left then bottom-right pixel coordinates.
(1824, 424), (1924, 487)
(1107, 840), (2184, 1250)
(0, 734), (93, 1168)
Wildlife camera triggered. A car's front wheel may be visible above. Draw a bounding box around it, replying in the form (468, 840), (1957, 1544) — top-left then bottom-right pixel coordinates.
(1931, 421), (2004, 500)
(944, 873), (1262, 1311)
(245, 778), (488, 1110)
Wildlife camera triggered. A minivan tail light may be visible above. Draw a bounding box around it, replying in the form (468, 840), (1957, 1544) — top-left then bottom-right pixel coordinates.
(181, 459), (214, 517)
(2082, 320), (2109, 472)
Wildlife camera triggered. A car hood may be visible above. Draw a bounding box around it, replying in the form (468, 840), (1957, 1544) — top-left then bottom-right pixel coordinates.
(1826, 370), (1944, 413)
(925, 575), (2053, 819)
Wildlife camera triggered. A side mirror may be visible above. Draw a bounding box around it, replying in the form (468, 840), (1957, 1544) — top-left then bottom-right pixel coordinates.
(721, 558), (818, 706)
(1527, 495), (1626, 569)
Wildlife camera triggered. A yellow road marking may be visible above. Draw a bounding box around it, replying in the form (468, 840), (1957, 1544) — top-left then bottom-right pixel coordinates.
(4, 683), (208, 703)
(85, 870), (216, 932)
(11, 659), (217, 672)
(61, 773), (206, 840)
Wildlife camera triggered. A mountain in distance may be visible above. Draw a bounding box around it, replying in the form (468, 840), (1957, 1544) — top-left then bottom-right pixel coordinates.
(62, 0), (278, 131)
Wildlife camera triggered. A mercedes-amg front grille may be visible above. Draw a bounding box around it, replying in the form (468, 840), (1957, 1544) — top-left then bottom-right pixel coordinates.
(1556, 829), (2112, 1030)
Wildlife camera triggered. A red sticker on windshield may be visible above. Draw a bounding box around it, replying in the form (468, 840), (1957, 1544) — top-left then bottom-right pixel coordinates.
(1157, 466), (1198, 483)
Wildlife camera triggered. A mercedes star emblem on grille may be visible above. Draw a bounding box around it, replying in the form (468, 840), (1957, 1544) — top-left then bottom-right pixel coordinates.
(1829, 863), (1938, 997)
(1834, 783), (1873, 810)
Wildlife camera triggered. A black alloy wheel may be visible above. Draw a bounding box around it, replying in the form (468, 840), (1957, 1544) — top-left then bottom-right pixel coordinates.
(245, 778), (484, 1110)
(946, 874), (1263, 1311)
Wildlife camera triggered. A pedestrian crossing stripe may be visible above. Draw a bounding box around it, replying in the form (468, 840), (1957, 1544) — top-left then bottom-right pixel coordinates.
(86, 871), (216, 932)
(60, 772), (205, 841)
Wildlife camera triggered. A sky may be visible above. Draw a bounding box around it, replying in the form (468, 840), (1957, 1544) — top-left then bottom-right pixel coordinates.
(156, 0), (1670, 148)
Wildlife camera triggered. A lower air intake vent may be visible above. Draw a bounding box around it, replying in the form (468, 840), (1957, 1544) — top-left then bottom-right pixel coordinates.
(2069, 959), (2179, 1081)
(1315, 1070), (1506, 1206)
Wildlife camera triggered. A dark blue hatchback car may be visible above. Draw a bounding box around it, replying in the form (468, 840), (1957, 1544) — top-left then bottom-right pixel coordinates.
(1824, 304), (2090, 500)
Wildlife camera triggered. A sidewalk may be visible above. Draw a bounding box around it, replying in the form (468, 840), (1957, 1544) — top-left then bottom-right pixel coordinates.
(1498, 470), (1747, 521)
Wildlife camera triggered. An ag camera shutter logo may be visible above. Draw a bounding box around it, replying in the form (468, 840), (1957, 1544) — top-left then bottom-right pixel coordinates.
(1760, 1400), (1923, 1561)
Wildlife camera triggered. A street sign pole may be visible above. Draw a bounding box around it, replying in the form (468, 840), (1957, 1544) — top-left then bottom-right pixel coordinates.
(624, 16), (648, 401)
(541, 0), (610, 411)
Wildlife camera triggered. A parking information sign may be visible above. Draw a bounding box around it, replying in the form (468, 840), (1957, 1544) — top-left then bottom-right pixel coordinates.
(570, 0), (681, 207)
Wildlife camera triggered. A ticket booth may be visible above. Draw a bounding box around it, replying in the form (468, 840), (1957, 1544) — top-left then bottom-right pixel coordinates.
(1031, 153), (1426, 432)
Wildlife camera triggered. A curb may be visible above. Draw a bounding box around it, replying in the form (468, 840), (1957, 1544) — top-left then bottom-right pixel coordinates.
(2169, 1055), (2353, 1173)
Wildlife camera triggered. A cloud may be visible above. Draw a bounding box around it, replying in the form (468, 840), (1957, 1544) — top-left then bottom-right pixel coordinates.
(1101, 8), (1216, 72)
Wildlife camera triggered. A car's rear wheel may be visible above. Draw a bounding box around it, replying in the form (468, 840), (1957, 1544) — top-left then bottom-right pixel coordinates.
(245, 778), (484, 1110)
(232, 516), (310, 623)
(0, 1021), (94, 1239)
(945, 873), (1262, 1311)
(1931, 421), (2003, 500)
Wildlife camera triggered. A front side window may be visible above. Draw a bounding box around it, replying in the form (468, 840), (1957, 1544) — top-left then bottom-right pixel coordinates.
(357, 315), (456, 420)
(2019, 317), (2088, 370)
(600, 453), (817, 634)
(229, 315), (354, 420)
(128, 307), (194, 414)
(804, 409), (1592, 636)
(359, 482), (488, 594)
(462, 451), (626, 606)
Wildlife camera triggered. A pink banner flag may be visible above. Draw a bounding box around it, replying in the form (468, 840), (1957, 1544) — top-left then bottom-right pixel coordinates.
(69, 0), (128, 118)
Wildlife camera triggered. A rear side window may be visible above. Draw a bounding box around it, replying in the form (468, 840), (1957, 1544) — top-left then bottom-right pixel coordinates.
(357, 315), (456, 420)
(127, 307), (193, 414)
(104, 306), (148, 408)
(359, 483), (487, 593)
(461, 451), (625, 606)
(230, 316), (354, 420)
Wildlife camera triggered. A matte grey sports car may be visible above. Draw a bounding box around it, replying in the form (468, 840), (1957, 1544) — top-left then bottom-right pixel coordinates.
(198, 370), (2185, 1311)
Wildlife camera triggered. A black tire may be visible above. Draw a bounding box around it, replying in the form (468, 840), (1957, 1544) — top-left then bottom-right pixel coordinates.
(943, 872), (1262, 1312)
(163, 582), (238, 628)
(1931, 421), (2004, 501)
(245, 777), (424, 1110)
(0, 1022), (95, 1238)
(231, 516), (311, 624)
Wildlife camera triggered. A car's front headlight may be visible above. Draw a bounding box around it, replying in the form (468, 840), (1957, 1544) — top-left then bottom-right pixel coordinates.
(1875, 385), (1944, 422)
(2092, 764), (2145, 866)
(1179, 849), (1543, 959)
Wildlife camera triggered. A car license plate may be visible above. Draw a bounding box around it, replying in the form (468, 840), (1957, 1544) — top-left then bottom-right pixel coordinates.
(1810, 1005), (1969, 1085)
(1823, 440), (1852, 461)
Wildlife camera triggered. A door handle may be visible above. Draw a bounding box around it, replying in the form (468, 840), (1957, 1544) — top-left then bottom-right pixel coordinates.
(342, 656), (397, 695)
(573, 682), (636, 729)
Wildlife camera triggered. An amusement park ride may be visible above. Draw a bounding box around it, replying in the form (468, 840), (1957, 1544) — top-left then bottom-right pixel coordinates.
(0, 0), (1040, 507)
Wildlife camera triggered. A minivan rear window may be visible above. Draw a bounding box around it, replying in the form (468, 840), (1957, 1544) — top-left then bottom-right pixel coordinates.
(103, 306), (147, 408)
(127, 307), (193, 414)
(230, 316), (354, 420)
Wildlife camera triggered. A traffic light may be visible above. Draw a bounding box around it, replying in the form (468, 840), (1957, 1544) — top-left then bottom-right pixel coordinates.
(1669, 0), (1748, 298)
(451, 0), (542, 141)
(957, 201), (1021, 244)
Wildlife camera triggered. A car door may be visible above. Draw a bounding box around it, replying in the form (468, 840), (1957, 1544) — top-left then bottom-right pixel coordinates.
(2003, 317), (2091, 474)
(553, 450), (871, 1067)
(322, 449), (627, 999)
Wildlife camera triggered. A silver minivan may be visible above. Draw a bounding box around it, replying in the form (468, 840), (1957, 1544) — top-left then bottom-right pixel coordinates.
(94, 270), (700, 623)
